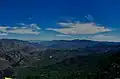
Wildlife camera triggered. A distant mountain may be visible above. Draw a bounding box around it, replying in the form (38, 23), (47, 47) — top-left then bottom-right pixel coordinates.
(38, 39), (120, 49)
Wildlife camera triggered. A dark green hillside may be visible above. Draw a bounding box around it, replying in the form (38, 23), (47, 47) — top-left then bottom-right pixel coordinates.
(14, 51), (120, 79)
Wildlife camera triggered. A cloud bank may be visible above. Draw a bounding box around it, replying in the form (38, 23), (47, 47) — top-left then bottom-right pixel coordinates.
(47, 22), (111, 34)
(0, 23), (40, 35)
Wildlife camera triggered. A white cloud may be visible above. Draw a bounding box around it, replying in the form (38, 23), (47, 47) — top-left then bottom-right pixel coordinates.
(29, 24), (40, 30)
(85, 14), (94, 21)
(47, 22), (111, 34)
(56, 34), (71, 37)
(7, 28), (40, 35)
(57, 22), (74, 28)
(88, 34), (120, 42)
(0, 23), (41, 35)
(17, 23), (26, 26)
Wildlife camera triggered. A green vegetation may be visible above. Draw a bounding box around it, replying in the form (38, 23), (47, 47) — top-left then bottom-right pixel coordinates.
(14, 52), (120, 79)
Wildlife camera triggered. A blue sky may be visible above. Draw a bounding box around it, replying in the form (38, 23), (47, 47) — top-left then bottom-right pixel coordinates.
(0, 0), (120, 41)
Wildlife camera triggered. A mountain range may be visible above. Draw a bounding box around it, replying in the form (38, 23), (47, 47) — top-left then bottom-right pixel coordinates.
(0, 39), (120, 78)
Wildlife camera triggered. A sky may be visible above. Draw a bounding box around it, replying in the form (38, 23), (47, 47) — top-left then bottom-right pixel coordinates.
(0, 0), (120, 41)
